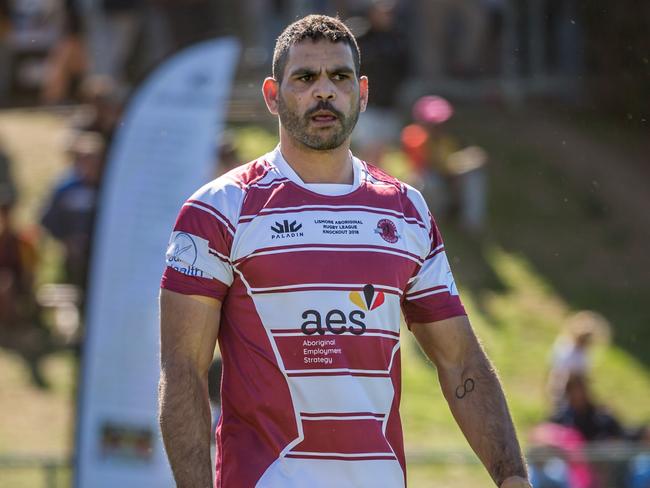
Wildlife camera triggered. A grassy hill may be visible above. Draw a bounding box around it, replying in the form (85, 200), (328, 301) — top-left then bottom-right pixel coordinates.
(0, 109), (648, 488)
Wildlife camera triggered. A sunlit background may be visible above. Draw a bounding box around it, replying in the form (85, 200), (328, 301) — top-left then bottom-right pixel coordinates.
(0, 1), (649, 487)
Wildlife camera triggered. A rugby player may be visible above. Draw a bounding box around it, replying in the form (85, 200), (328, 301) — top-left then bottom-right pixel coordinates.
(159, 14), (531, 488)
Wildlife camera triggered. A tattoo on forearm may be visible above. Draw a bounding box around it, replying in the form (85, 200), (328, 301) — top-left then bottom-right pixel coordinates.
(445, 354), (528, 485)
(455, 377), (475, 399)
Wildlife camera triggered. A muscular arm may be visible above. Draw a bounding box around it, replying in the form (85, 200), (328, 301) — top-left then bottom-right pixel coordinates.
(411, 315), (530, 487)
(159, 288), (221, 488)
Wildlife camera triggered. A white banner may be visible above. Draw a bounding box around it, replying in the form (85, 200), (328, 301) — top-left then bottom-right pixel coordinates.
(75, 38), (240, 488)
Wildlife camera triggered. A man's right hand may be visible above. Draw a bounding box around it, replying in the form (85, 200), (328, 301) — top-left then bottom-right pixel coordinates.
(500, 476), (533, 488)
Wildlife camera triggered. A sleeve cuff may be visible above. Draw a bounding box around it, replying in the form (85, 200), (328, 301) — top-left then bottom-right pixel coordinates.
(161, 266), (229, 301)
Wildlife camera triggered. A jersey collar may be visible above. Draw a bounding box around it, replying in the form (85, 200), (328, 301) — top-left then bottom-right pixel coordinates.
(266, 145), (363, 197)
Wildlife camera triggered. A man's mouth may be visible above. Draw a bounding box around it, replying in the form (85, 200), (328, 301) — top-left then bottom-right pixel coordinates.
(310, 111), (338, 123)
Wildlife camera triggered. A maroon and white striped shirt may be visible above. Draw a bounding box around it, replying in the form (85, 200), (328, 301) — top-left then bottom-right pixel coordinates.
(161, 147), (465, 488)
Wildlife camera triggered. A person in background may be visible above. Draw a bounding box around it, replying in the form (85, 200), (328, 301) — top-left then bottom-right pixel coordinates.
(551, 374), (625, 442)
(0, 0), (11, 103)
(549, 374), (650, 488)
(415, 0), (489, 79)
(530, 374), (650, 488)
(146, 0), (217, 53)
(546, 310), (610, 408)
(41, 131), (105, 293)
(353, 0), (409, 165)
(213, 131), (241, 178)
(0, 142), (25, 327)
(41, 0), (88, 104)
(70, 75), (125, 146)
(0, 143), (49, 387)
(401, 95), (488, 235)
(0, 140), (17, 207)
(84, 0), (141, 91)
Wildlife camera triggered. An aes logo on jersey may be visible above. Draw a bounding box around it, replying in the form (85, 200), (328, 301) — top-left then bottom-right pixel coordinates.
(301, 284), (385, 336)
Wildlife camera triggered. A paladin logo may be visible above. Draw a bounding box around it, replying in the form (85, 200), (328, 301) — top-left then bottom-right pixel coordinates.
(375, 219), (400, 243)
(300, 284), (384, 336)
(271, 220), (304, 239)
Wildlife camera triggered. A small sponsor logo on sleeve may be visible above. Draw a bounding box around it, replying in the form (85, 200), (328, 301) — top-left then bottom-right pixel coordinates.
(166, 232), (204, 277)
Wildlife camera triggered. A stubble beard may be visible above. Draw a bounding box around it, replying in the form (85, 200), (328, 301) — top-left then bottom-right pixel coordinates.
(278, 94), (360, 151)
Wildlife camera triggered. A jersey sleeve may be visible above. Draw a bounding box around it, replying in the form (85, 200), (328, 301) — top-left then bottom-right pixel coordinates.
(402, 204), (466, 327)
(161, 180), (239, 301)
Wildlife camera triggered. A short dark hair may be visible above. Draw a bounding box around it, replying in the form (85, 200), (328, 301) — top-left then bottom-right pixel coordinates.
(272, 15), (361, 83)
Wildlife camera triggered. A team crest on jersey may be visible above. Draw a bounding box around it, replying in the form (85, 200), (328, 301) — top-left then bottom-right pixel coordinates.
(374, 219), (400, 243)
(349, 284), (385, 311)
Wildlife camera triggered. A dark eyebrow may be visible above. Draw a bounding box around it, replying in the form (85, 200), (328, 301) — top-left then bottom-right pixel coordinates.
(328, 66), (355, 75)
(288, 65), (356, 78)
(288, 67), (318, 78)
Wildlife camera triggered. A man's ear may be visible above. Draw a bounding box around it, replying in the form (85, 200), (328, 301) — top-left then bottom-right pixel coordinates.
(262, 77), (280, 115)
(359, 75), (369, 113)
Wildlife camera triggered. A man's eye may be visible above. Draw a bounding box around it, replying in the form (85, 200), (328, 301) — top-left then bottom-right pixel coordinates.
(298, 75), (313, 82)
(333, 74), (349, 81)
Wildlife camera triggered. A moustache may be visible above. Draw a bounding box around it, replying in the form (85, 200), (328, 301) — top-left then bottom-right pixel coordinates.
(305, 101), (345, 120)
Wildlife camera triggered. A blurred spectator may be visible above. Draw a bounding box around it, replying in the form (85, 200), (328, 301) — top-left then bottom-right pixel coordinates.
(551, 374), (626, 442)
(0, 145), (26, 328)
(0, 0), (10, 103)
(214, 131), (241, 178)
(551, 375), (650, 488)
(415, 0), (489, 79)
(352, 0), (409, 165)
(546, 310), (610, 408)
(69, 75), (125, 145)
(4, 0), (65, 95)
(41, 131), (105, 292)
(530, 375), (650, 488)
(84, 0), (141, 90)
(401, 95), (487, 234)
(41, 0), (87, 104)
(147, 0), (217, 53)
(0, 141), (17, 207)
(0, 144), (50, 388)
(0, 195), (38, 330)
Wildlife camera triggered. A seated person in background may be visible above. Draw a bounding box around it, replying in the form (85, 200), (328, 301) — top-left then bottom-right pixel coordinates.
(401, 95), (488, 235)
(0, 193), (37, 330)
(0, 150), (49, 388)
(550, 374), (625, 442)
(546, 374), (650, 488)
(0, 143), (36, 329)
(41, 131), (105, 293)
(546, 311), (610, 408)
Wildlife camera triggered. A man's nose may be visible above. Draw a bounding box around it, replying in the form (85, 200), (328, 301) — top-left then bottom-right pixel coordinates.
(312, 77), (336, 101)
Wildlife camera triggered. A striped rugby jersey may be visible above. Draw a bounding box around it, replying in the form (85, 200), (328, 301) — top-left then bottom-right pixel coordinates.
(161, 146), (465, 488)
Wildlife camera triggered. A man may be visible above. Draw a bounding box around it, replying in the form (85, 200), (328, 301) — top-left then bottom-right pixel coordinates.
(159, 14), (531, 488)
(41, 131), (105, 291)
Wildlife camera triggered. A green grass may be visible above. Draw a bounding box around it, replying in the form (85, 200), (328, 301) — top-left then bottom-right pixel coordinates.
(1, 108), (649, 487)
